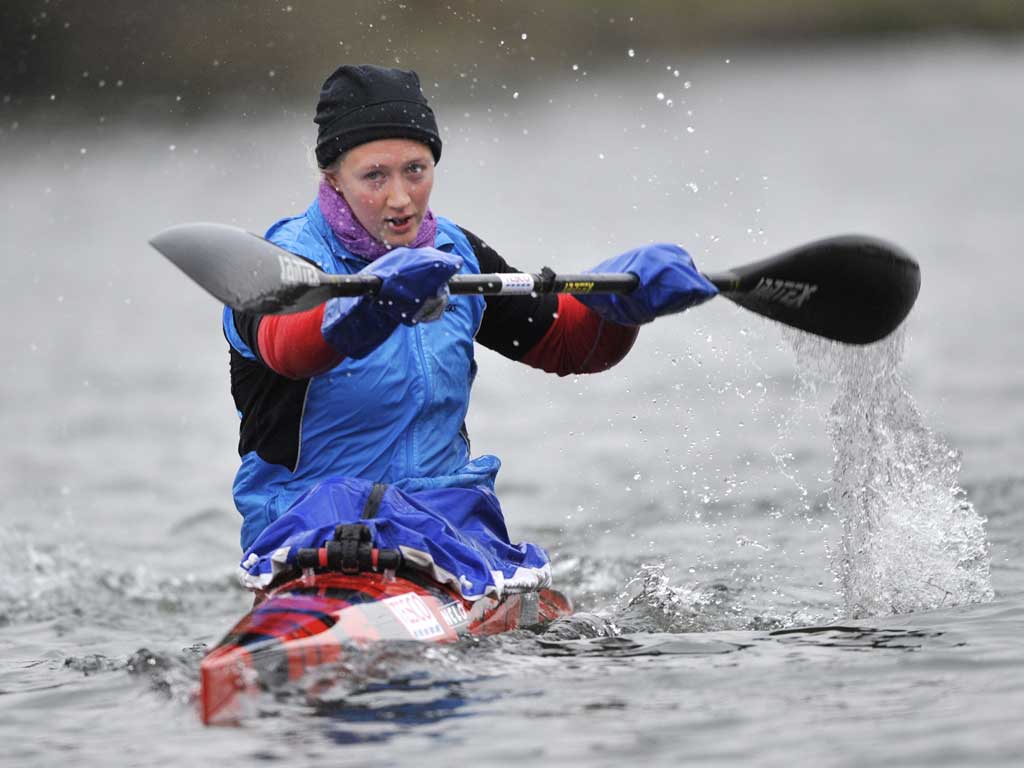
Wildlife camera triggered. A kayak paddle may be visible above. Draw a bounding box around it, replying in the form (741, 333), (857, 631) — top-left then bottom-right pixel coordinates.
(150, 222), (920, 345)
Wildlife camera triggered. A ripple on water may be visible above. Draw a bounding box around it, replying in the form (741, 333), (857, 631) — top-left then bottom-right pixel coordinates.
(0, 530), (244, 628)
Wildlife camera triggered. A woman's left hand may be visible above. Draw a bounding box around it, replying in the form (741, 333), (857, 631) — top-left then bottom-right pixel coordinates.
(576, 244), (718, 326)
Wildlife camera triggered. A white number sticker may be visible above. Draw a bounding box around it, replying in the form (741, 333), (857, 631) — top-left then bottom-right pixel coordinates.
(382, 593), (446, 640)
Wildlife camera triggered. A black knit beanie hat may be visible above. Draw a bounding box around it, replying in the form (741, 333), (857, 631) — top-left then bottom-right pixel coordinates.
(314, 64), (442, 169)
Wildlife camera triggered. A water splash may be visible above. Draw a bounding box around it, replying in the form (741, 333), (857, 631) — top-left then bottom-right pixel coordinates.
(790, 330), (993, 617)
(60, 646), (206, 709)
(611, 562), (745, 632)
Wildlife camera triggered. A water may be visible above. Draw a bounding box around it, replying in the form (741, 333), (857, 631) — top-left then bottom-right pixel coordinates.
(2, 39), (1023, 766)
(791, 330), (994, 617)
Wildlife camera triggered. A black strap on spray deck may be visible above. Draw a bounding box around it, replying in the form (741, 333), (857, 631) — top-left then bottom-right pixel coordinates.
(360, 482), (388, 520)
(294, 484), (402, 574)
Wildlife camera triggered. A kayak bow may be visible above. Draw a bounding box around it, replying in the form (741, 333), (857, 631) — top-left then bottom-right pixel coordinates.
(200, 569), (572, 725)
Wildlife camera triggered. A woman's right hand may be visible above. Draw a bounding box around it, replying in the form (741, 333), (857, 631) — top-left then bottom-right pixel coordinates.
(321, 248), (462, 358)
(366, 247), (462, 325)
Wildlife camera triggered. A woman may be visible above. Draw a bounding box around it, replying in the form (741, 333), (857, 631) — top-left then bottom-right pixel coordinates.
(225, 64), (717, 598)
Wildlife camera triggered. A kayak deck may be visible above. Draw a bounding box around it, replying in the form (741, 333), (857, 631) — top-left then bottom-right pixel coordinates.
(200, 570), (572, 724)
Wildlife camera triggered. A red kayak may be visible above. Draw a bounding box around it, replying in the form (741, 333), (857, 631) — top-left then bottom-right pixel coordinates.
(200, 567), (572, 724)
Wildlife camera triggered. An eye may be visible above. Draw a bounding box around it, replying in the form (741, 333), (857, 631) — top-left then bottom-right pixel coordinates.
(363, 169), (385, 182)
(405, 162), (426, 175)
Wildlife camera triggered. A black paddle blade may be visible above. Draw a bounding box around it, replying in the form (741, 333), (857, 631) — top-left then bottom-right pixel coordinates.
(705, 236), (921, 345)
(150, 222), (337, 314)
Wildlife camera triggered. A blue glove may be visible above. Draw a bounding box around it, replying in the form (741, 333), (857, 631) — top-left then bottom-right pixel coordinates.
(321, 247), (462, 359)
(576, 243), (718, 326)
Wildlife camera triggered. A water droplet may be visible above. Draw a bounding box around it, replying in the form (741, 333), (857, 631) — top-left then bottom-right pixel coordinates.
(627, 48), (635, 58)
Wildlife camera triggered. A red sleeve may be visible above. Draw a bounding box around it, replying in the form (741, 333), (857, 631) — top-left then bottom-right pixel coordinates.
(256, 304), (344, 379)
(520, 294), (638, 376)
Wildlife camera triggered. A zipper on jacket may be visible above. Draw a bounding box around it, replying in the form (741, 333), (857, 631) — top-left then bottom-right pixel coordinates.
(408, 322), (433, 477)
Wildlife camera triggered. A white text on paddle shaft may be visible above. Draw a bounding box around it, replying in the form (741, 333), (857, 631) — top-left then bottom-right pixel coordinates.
(751, 277), (818, 308)
(277, 254), (320, 286)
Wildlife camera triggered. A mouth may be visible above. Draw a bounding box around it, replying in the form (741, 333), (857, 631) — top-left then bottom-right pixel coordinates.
(383, 215), (416, 235)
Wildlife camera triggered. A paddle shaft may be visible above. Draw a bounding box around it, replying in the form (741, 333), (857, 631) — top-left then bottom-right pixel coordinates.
(309, 270), (639, 297)
(299, 269), (771, 297)
(302, 267), (829, 320)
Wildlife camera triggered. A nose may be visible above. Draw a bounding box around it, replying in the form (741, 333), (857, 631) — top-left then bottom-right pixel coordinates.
(385, 178), (412, 210)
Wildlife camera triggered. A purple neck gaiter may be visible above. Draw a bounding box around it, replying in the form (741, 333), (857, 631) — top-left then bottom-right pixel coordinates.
(317, 179), (437, 261)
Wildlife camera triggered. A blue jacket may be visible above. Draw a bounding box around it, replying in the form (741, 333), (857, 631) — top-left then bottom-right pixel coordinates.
(223, 202), (501, 550)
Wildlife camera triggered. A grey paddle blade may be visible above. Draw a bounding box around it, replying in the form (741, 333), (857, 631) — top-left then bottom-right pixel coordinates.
(705, 236), (921, 345)
(150, 222), (335, 314)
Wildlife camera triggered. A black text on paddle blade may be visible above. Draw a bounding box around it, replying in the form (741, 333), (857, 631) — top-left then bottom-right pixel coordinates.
(149, 222), (335, 314)
(705, 236), (921, 345)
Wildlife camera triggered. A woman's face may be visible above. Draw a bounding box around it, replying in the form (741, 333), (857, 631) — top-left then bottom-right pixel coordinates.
(328, 138), (435, 247)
